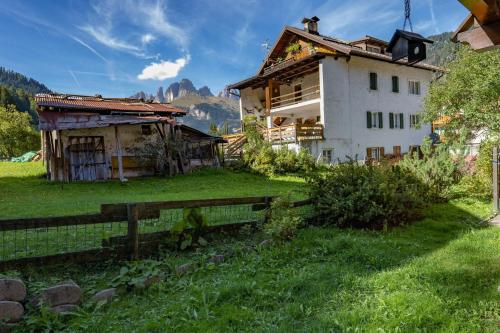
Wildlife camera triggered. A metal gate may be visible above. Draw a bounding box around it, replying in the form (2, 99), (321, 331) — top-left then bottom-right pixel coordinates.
(68, 136), (108, 181)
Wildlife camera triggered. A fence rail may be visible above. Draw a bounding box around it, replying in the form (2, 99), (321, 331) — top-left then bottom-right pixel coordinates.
(0, 196), (279, 270)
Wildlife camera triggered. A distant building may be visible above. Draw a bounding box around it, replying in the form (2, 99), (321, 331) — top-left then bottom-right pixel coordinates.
(228, 17), (441, 163)
(36, 94), (223, 181)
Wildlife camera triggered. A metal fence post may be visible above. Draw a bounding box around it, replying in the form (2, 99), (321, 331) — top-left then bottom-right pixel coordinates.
(127, 203), (139, 260)
(494, 147), (499, 213)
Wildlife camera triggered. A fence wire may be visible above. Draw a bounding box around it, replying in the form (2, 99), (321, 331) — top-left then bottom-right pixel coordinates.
(0, 221), (128, 261)
(0, 203), (266, 262)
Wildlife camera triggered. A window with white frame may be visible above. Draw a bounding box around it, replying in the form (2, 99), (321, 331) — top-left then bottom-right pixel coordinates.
(410, 114), (421, 128)
(366, 147), (384, 161)
(389, 112), (404, 129)
(408, 80), (421, 95)
(322, 149), (333, 164)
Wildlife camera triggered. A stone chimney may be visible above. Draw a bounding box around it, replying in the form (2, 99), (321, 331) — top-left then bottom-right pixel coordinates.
(302, 16), (320, 35)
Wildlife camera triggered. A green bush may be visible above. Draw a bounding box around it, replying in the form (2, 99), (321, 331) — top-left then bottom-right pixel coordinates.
(264, 196), (302, 241)
(241, 122), (317, 176)
(0, 104), (39, 158)
(397, 137), (460, 202)
(307, 160), (426, 229)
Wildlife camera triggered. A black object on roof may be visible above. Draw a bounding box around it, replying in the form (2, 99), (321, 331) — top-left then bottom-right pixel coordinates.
(387, 29), (433, 65)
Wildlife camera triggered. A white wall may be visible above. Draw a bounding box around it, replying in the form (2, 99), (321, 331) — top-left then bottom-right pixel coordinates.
(315, 55), (433, 161)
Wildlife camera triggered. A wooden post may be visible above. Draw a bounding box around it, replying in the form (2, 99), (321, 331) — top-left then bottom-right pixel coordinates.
(114, 126), (125, 182)
(494, 146), (499, 212)
(58, 130), (65, 183)
(127, 203), (139, 260)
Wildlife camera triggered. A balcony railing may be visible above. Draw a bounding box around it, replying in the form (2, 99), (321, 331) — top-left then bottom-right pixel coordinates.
(271, 85), (320, 109)
(263, 124), (323, 144)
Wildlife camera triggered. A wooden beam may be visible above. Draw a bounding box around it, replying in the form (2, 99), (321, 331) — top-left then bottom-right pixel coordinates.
(114, 126), (125, 182)
(455, 20), (500, 50)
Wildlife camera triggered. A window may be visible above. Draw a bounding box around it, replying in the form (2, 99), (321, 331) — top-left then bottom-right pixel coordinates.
(367, 46), (381, 53)
(391, 76), (399, 93)
(141, 125), (152, 135)
(322, 149), (333, 164)
(369, 72), (378, 90)
(393, 145), (401, 156)
(389, 112), (404, 129)
(367, 111), (383, 128)
(410, 114), (421, 128)
(408, 80), (421, 95)
(366, 147), (385, 161)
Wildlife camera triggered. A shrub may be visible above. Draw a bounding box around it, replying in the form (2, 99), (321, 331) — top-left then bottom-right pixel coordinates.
(0, 104), (39, 158)
(241, 122), (317, 176)
(397, 137), (460, 202)
(264, 196), (302, 241)
(307, 160), (426, 229)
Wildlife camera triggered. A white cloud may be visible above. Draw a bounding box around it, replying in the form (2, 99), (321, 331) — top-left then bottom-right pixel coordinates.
(141, 33), (156, 44)
(137, 55), (189, 80)
(81, 25), (141, 53)
(69, 35), (108, 62)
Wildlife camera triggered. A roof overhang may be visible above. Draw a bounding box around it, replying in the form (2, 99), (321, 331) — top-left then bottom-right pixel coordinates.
(228, 53), (327, 90)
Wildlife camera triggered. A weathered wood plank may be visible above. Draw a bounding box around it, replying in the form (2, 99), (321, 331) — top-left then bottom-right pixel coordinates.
(0, 214), (124, 231)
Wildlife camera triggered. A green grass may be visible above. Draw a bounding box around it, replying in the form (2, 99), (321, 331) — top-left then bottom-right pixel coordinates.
(12, 198), (500, 332)
(0, 162), (305, 218)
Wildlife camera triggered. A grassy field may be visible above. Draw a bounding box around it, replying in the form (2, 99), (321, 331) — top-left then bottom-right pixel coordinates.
(12, 197), (499, 332)
(0, 162), (304, 218)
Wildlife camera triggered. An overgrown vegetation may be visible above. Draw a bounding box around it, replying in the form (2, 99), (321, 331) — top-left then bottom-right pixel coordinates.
(398, 137), (461, 202)
(308, 159), (426, 229)
(0, 105), (40, 159)
(241, 122), (316, 176)
(11, 198), (499, 332)
(264, 195), (302, 241)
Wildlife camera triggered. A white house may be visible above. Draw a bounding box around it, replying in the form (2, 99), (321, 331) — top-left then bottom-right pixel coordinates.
(228, 17), (441, 163)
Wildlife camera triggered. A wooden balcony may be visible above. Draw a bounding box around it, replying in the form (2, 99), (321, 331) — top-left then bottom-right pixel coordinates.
(271, 85), (320, 110)
(263, 124), (323, 144)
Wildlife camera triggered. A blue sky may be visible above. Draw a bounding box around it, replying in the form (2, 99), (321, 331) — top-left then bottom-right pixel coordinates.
(0, 0), (468, 97)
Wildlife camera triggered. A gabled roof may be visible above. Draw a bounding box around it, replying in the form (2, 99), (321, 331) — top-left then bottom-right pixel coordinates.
(35, 94), (185, 115)
(387, 29), (433, 52)
(229, 26), (441, 90)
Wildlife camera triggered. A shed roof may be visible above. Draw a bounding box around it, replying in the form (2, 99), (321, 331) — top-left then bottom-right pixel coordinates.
(35, 94), (185, 115)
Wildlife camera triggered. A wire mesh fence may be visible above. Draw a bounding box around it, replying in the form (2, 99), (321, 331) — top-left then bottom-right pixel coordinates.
(0, 221), (128, 261)
(0, 197), (273, 266)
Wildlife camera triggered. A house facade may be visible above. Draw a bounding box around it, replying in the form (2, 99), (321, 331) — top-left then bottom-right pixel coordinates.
(228, 18), (441, 163)
(36, 94), (223, 182)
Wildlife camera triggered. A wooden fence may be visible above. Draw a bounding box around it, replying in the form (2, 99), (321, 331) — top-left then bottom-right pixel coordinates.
(0, 197), (312, 271)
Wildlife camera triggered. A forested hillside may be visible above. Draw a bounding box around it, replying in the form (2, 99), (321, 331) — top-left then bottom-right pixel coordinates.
(0, 67), (51, 95)
(425, 32), (462, 67)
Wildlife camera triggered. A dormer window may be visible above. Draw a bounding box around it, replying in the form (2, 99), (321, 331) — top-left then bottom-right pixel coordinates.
(366, 45), (381, 53)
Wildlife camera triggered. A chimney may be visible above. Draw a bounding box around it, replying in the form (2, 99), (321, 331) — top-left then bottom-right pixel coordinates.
(301, 16), (320, 35)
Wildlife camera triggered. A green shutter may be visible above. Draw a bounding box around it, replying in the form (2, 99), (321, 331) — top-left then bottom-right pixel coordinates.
(400, 113), (404, 129)
(392, 76), (399, 92)
(389, 112), (394, 128)
(370, 73), (377, 90)
(378, 112), (383, 128)
(367, 111), (372, 128)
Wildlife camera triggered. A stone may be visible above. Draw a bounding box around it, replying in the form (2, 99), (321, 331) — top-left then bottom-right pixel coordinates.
(209, 255), (224, 264)
(259, 239), (273, 247)
(0, 301), (23, 323)
(144, 276), (162, 288)
(0, 279), (26, 302)
(50, 304), (78, 314)
(34, 282), (82, 307)
(176, 263), (194, 276)
(91, 288), (116, 303)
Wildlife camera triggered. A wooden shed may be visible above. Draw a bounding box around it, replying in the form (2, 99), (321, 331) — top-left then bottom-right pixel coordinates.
(36, 94), (224, 182)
